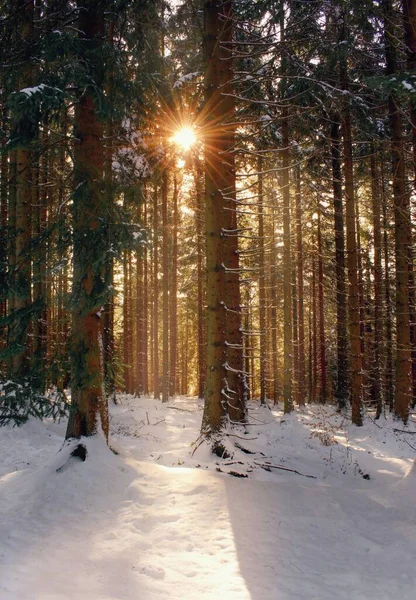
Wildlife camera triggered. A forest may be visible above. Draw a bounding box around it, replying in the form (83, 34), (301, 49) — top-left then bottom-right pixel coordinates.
(1, 1), (416, 598)
(1, 0), (416, 435)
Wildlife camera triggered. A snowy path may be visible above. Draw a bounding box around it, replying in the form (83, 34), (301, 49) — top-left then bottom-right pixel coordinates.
(1, 396), (416, 599)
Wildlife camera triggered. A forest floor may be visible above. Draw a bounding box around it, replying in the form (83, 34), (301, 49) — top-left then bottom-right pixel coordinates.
(1, 395), (416, 599)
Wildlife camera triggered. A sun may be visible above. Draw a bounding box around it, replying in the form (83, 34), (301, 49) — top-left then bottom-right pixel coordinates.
(171, 127), (197, 151)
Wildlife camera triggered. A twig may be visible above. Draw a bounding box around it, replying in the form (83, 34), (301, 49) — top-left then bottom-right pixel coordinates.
(216, 467), (249, 478)
(367, 415), (383, 429)
(393, 428), (416, 434)
(235, 442), (259, 455)
(403, 438), (416, 451)
(168, 406), (202, 412)
(226, 432), (258, 440)
(191, 436), (204, 457)
(254, 461), (316, 479)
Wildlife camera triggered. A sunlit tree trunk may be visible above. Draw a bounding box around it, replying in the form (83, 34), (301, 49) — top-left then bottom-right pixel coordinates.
(162, 170), (169, 402)
(311, 232), (318, 403)
(270, 198), (279, 404)
(153, 184), (160, 400)
(384, 0), (412, 422)
(202, 0), (227, 434)
(295, 165), (305, 405)
(330, 118), (348, 409)
(282, 112), (293, 413)
(258, 155), (267, 404)
(195, 159), (206, 399)
(66, 0), (108, 440)
(381, 161), (394, 411)
(340, 23), (363, 425)
(169, 172), (178, 397)
(143, 199), (149, 395)
(221, 0), (246, 422)
(103, 18), (116, 403)
(202, 0), (245, 438)
(317, 208), (327, 403)
(370, 151), (383, 418)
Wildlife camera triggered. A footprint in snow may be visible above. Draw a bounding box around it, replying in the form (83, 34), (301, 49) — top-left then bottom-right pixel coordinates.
(136, 565), (165, 580)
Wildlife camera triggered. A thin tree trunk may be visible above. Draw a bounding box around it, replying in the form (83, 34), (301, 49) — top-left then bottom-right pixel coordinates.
(161, 169), (169, 402)
(340, 26), (363, 425)
(312, 234), (318, 403)
(317, 208), (327, 403)
(258, 155), (267, 404)
(370, 151), (383, 418)
(330, 118), (348, 409)
(381, 161), (394, 411)
(169, 172), (178, 397)
(153, 184), (160, 400)
(282, 113), (293, 413)
(195, 160), (206, 399)
(295, 165), (305, 405)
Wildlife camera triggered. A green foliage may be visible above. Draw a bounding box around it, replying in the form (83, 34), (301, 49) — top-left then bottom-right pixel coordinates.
(366, 73), (416, 100)
(0, 377), (69, 427)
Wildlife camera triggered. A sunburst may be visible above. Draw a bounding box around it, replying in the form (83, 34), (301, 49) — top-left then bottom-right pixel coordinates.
(171, 127), (197, 151)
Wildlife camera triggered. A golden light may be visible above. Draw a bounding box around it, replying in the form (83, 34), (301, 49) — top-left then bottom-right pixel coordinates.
(171, 127), (197, 151)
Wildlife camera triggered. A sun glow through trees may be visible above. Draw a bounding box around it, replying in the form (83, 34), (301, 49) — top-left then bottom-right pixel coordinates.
(171, 127), (197, 151)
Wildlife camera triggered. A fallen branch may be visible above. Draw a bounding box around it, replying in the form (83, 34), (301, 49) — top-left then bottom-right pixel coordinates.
(254, 461), (316, 479)
(216, 467), (249, 478)
(403, 438), (416, 451)
(393, 428), (416, 434)
(168, 406), (202, 412)
(191, 436), (204, 457)
(226, 432), (258, 441)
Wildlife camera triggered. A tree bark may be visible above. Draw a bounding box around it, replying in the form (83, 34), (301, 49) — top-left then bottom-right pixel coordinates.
(66, 0), (108, 440)
(384, 0), (412, 422)
(330, 118), (348, 409)
(340, 24), (363, 425)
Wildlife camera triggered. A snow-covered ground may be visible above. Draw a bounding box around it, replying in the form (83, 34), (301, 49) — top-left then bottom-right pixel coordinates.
(1, 396), (416, 599)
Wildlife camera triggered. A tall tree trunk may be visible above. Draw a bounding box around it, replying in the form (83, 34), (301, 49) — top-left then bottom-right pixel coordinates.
(202, 0), (227, 434)
(202, 0), (245, 437)
(195, 159), (206, 399)
(221, 0), (246, 422)
(330, 118), (348, 409)
(402, 0), (416, 407)
(0, 109), (9, 356)
(103, 17), (116, 403)
(161, 169), (169, 402)
(311, 233), (318, 403)
(317, 208), (327, 403)
(282, 113), (293, 413)
(384, 0), (412, 422)
(143, 199), (149, 395)
(371, 151), (383, 418)
(270, 198), (279, 404)
(10, 0), (34, 378)
(295, 164), (305, 405)
(169, 172), (178, 397)
(153, 185), (160, 400)
(66, 0), (108, 440)
(340, 24), (363, 425)
(258, 155), (267, 404)
(381, 161), (394, 411)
